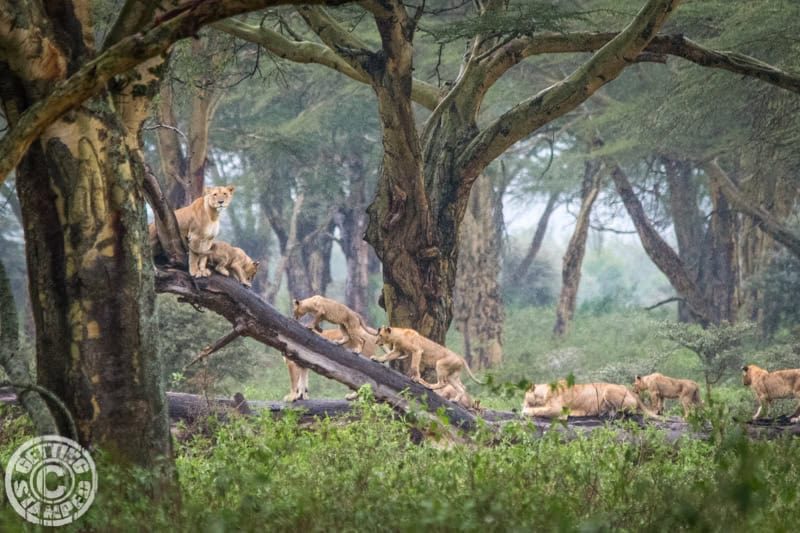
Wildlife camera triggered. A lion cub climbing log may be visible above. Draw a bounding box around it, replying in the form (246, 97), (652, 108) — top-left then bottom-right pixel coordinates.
(372, 326), (483, 404)
(206, 241), (260, 287)
(149, 185), (235, 277)
(292, 295), (377, 353)
(633, 373), (702, 417)
(741, 364), (800, 422)
(523, 380), (657, 418)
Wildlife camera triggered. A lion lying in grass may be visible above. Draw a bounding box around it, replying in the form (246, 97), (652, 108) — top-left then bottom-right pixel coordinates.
(522, 380), (657, 418)
(633, 373), (702, 418)
(741, 364), (800, 422)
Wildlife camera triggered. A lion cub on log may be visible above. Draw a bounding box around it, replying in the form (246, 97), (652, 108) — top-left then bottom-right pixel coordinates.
(741, 364), (800, 422)
(206, 241), (260, 287)
(149, 185), (235, 277)
(523, 380), (657, 418)
(373, 326), (483, 404)
(633, 373), (702, 418)
(292, 295), (377, 353)
(283, 328), (378, 402)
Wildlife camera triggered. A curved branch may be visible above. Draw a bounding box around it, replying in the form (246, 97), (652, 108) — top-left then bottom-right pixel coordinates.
(457, 0), (681, 184)
(0, 0), (352, 187)
(215, 12), (442, 109)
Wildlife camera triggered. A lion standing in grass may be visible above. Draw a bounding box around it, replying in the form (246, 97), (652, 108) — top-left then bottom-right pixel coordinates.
(522, 380), (657, 418)
(633, 373), (702, 417)
(741, 364), (800, 422)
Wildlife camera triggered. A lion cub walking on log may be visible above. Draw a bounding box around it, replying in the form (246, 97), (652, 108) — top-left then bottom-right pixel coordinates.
(372, 326), (483, 405)
(149, 185), (235, 277)
(292, 295), (377, 353)
(633, 373), (702, 418)
(206, 241), (260, 287)
(523, 380), (657, 419)
(741, 364), (800, 422)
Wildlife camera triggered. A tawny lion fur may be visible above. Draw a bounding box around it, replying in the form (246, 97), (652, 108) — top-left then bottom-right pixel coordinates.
(292, 295), (377, 353)
(206, 241), (260, 287)
(283, 328), (378, 402)
(741, 364), (800, 422)
(372, 326), (483, 405)
(522, 380), (657, 418)
(149, 185), (235, 277)
(633, 372), (702, 417)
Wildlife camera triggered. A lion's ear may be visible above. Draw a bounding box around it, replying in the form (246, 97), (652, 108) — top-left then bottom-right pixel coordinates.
(634, 375), (640, 381)
(386, 327), (392, 333)
(293, 299), (299, 305)
(741, 365), (749, 372)
(226, 185), (236, 194)
(253, 260), (260, 268)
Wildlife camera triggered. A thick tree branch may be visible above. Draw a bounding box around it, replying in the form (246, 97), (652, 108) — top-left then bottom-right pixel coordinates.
(703, 160), (800, 260)
(154, 269), (478, 430)
(0, 0), (351, 187)
(457, 0), (681, 184)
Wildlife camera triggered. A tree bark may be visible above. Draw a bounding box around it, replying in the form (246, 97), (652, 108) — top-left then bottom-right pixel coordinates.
(554, 161), (602, 337)
(337, 157), (373, 318)
(454, 173), (504, 369)
(663, 158), (705, 322)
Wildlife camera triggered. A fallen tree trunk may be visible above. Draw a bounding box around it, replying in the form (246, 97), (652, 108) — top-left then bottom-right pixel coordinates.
(1, 387), (798, 441)
(154, 269), (478, 430)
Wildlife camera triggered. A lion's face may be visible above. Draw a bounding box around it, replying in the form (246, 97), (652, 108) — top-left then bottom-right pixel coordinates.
(741, 366), (752, 386)
(376, 326), (391, 346)
(242, 260), (260, 286)
(633, 376), (646, 393)
(524, 383), (553, 407)
(204, 185), (235, 210)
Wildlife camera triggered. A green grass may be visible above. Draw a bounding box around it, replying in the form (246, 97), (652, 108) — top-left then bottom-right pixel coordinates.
(2, 401), (800, 532)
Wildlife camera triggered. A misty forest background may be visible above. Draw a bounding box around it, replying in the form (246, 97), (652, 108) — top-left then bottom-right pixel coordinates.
(1, 0), (800, 530)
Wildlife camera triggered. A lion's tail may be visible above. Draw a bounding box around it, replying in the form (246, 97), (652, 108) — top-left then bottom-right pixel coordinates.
(463, 360), (484, 385)
(358, 315), (378, 335)
(692, 387), (704, 406)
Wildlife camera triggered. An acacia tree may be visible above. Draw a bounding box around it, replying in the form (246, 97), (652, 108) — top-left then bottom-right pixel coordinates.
(221, 0), (683, 341)
(0, 0), (348, 471)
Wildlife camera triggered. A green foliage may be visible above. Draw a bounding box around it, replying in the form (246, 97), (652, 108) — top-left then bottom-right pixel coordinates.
(659, 321), (756, 392)
(4, 405), (800, 531)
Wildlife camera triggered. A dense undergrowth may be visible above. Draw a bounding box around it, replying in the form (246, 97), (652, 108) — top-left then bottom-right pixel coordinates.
(1, 398), (799, 532)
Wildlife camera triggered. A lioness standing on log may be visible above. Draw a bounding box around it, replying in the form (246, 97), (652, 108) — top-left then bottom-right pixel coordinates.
(523, 380), (657, 418)
(633, 373), (702, 417)
(292, 295), (378, 353)
(149, 185), (235, 277)
(741, 364), (800, 422)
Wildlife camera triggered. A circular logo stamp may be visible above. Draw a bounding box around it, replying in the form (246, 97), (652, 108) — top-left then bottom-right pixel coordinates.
(4, 435), (97, 527)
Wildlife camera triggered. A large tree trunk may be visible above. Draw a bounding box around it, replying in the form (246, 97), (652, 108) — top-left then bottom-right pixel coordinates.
(553, 160), (602, 337)
(663, 158), (706, 323)
(454, 173), (504, 369)
(698, 177), (739, 323)
(338, 157), (373, 318)
(0, 2), (174, 471)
